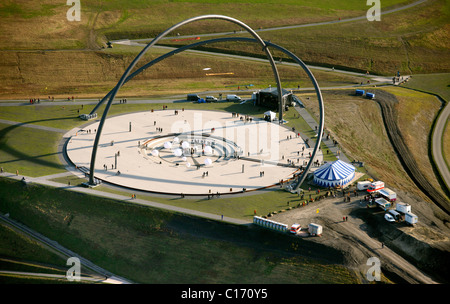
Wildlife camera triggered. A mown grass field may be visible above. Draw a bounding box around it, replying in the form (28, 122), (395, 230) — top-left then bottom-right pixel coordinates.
(0, 44), (367, 100)
(0, 0), (414, 49)
(0, 123), (65, 177)
(403, 73), (450, 101)
(190, 0), (449, 75)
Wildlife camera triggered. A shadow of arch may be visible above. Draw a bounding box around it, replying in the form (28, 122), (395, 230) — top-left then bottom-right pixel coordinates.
(0, 117), (74, 170)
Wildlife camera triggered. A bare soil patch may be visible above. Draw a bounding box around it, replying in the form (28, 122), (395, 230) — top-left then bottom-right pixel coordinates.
(270, 188), (450, 283)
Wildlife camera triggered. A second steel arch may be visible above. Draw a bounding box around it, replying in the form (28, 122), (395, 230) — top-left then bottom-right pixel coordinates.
(87, 16), (324, 193)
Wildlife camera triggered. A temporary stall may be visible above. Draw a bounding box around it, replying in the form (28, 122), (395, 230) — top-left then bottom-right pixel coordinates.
(256, 87), (295, 110)
(313, 160), (356, 188)
(253, 216), (288, 233)
(264, 111), (276, 122)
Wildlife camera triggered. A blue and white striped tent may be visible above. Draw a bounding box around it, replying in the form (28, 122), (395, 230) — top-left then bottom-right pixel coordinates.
(313, 160), (356, 187)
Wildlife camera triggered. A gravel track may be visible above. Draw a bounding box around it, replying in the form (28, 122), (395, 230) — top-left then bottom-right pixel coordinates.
(374, 89), (450, 214)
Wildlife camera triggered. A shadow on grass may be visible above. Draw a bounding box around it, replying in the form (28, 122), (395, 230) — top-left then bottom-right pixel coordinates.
(0, 117), (74, 170)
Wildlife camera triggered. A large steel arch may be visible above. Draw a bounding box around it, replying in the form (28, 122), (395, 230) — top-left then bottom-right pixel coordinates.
(88, 15), (284, 186)
(88, 36), (324, 191)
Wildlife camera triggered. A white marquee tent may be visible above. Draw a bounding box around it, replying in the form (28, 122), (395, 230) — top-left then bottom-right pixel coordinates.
(313, 160), (356, 187)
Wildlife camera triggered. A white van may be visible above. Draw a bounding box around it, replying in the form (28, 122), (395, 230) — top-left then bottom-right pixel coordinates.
(290, 223), (301, 234)
(357, 181), (371, 191)
(205, 96), (218, 102)
(226, 94), (241, 102)
(388, 209), (401, 221)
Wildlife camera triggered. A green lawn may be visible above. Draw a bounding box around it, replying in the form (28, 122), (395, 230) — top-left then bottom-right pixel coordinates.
(93, 183), (327, 221)
(402, 73), (450, 101)
(175, 0), (449, 75)
(0, 223), (72, 283)
(0, 123), (65, 177)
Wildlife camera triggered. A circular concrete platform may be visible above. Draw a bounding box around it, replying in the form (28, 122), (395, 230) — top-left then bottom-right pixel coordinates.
(66, 109), (322, 195)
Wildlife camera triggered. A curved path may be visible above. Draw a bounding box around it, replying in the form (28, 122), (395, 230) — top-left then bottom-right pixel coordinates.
(431, 100), (450, 192)
(115, 0), (428, 43)
(0, 212), (132, 284)
(374, 90), (450, 213)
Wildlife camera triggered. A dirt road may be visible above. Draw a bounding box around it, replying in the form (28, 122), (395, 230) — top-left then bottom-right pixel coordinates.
(374, 90), (450, 214)
(270, 193), (441, 284)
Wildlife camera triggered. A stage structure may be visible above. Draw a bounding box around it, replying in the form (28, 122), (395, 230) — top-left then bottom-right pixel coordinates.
(86, 15), (324, 193)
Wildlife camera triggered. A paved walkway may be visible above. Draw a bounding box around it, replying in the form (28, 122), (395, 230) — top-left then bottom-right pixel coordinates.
(0, 213), (132, 284)
(0, 171), (251, 225)
(431, 100), (450, 191)
(294, 105), (351, 164)
(0, 118), (66, 133)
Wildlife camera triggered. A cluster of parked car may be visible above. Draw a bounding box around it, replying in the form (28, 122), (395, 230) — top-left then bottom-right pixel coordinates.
(187, 94), (241, 103)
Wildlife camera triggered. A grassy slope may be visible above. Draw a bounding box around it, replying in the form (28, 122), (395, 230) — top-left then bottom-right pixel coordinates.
(300, 89), (432, 201)
(0, 223), (67, 269)
(0, 43), (367, 99)
(444, 120), (450, 170)
(0, 177), (360, 284)
(383, 86), (445, 198)
(402, 73), (450, 101)
(200, 0), (450, 75)
(1, 0), (447, 76)
(96, 0), (412, 39)
(0, 0), (411, 50)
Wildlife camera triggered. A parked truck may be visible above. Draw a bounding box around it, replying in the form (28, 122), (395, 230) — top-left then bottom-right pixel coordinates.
(367, 181), (384, 193)
(405, 212), (418, 225)
(290, 223), (302, 234)
(308, 223), (323, 236)
(375, 198), (391, 210)
(357, 181), (371, 191)
(395, 202), (411, 214)
(378, 188), (396, 201)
